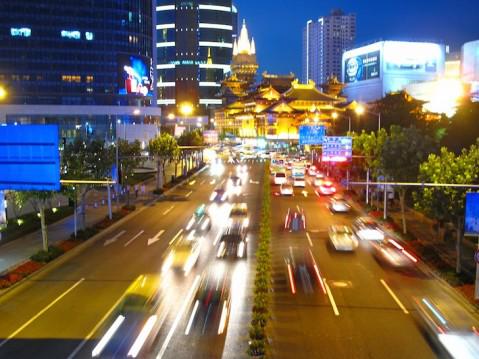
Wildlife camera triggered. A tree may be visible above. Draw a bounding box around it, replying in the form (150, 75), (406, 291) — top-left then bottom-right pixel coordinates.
(62, 138), (113, 231)
(414, 142), (479, 273)
(4, 191), (28, 219)
(23, 191), (55, 251)
(117, 139), (142, 206)
(380, 126), (436, 233)
(373, 91), (427, 130)
(177, 129), (204, 146)
(149, 133), (179, 190)
(442, 99), (479, 154)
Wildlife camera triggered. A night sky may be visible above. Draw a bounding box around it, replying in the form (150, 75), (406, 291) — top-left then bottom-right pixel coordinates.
(237, 0), (479, 77)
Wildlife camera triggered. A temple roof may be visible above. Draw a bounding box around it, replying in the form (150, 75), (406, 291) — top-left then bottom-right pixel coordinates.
(283, 80), (341, 103)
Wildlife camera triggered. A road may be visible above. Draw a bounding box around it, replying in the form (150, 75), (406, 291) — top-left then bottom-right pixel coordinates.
(0, 162), (263, 359)
(268, 174), (479, 359)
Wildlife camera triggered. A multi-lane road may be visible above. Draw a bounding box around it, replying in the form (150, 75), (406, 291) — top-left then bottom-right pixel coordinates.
(0, 163), (264, 359)
(268, 173), (479, 359)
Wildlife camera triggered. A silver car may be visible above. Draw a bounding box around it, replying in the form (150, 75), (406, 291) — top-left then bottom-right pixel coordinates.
(328, 225), (358, 251)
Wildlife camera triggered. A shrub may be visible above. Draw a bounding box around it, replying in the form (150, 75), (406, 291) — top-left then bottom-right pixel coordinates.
(30, 246), (64, 263)
(0, 278), (11, 289)
(153, 189), (164, 195)
(247, 339), (266, 357)
(249, 324), (266, 341)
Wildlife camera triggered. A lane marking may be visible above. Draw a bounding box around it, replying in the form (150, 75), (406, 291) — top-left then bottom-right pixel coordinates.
(380, 279), (409, 314)
(296, 205), (301, 212)
(124, 230), (145, 247)
(0, 278), (85, 348)
(103, 230), (126, 246)
(67, 290), (127, 359)
(189, 180), (196, 186)
(306, 232), (313, 247)
(200, 179), (206, 185)
(162, 205), (175, 216)
(157, 275), (201, 359)
(185, 190), (193, 198)
(148, 230), (165, 246)
(169, 229), (184, 246)
(323, 278), (340, 316)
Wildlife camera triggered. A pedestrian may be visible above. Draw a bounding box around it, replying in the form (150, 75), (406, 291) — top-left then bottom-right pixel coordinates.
(141, 184), (146, 197)
(134, 184), (139, 198)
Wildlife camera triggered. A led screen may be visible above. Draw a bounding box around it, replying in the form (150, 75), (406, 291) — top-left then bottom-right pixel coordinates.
(299, 125), (326, 146)
(344, 51), (380, 83)
(322, 136), (353, 162)
(0, 125), (60, 191)
(118, 54), (153, 97)
(465, 192), (479, 236)
(383, 42), (442, 74)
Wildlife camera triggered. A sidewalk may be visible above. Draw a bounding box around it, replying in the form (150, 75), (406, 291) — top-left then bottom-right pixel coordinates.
(0, 163), (184, 274)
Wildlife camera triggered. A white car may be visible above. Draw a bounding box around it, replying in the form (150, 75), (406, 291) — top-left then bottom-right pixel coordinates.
(280, 183), (294, 196)
(328, 225), (358, 251)
(329, 196), (351, 213)
(352, 217), (385, 241)
(274, 172), (287, 185)
(293, 176), (306, 187)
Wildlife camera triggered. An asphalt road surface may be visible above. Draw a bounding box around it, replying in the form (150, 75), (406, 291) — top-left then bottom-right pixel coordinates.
(268, 174), (479, 359)
(0, 163), (263, 359)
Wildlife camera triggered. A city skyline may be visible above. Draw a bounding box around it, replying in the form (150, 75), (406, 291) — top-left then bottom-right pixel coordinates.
(239, 0), (479, 76)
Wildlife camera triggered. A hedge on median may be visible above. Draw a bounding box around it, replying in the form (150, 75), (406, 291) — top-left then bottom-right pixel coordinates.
(247, 161), (272, 357)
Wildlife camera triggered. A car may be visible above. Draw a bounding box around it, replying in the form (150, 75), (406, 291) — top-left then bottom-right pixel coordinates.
(227, 175), (242, 196)
(280, 183), (294, 196)
(328, 225), (358, 251)
(317, 179), (336, 195)
(329, 196), (351, 213)
(236, 163), (248, 176)
(307, 166), (317, 176)
(228, 202), (249, 228)
(413, 296), (479, 359)
(185, 271), (231, 336)
(216, 224), (248, 259)
(274, 172), (287, 185)
(286, 248), (325, 294)
(92, 275), (162, 358)
(371, 238), (418, 267)
(162, 237), (201, 275)
(186, 204), (212, 233)
(284, 208), (306, 232)
(210, 187), (228, 202)
(352, 217), (385, 241)
(293, 176), (306, 187)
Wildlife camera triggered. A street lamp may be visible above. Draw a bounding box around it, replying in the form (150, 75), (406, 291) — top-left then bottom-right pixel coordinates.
(179, 102), (194, 117)
(0, 86), (7, 101)
(355, 104), (381, 131)
(332, 111), (351, 133)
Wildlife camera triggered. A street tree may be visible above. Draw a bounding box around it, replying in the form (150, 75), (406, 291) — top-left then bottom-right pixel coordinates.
(442, 99), (479, 154)
(149, 133), (179, 190)
(373, 91), (426, 130)
(23, 191), (55, 251)
(62, 138), (113, 231)
(414, 142), (479, 273)
(380, 126), (436, 233)
(117, 139), (142, 206)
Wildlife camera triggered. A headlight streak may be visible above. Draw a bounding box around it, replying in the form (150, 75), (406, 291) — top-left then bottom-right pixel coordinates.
(91, 315), (125, 357)
(127, 315), (158, 358)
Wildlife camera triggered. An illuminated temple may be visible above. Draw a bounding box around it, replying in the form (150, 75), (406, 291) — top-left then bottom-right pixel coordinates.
(216, 75), (349, 141)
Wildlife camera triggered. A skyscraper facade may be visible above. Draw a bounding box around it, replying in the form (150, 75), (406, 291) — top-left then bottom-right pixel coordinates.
(303, 9), (356, 86)
(156, 1), (238, 117)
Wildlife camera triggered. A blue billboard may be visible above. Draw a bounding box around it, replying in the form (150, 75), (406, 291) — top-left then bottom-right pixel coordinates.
(299, 125), (326, 146)
(0, 125), (60, 191)
(465, 193), (479, 236)
(322, 136), (353, 162)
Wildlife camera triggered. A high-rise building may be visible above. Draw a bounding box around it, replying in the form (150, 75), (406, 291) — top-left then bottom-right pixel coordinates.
(156, 1), (238, 118)
(0, 0), (158, 140)
(302, 9), (356, 86)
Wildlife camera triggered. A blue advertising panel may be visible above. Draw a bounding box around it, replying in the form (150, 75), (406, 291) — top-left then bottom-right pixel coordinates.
(322, 136), (353, 162)
(344, 51), (380, 83)
(299, 125), (326, 146)
(0, 125), (60, 191)
(465, 193), (479, 236)
(118, 54), (153, 97)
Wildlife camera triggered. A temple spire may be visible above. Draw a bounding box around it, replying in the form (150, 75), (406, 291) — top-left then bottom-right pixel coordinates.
(251, 38), (256, 55)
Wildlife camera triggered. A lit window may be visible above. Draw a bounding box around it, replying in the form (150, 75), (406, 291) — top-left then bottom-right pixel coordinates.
(85, 32), (94, 41)
(61, 30), (81, 40)
(11, 27), (31, 37)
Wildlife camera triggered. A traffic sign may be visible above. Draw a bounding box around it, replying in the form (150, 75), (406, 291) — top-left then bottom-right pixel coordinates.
(322, 136), (353, 162)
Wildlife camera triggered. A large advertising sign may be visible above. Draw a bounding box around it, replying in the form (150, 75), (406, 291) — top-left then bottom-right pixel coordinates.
(322, 136), (353, 162)
(465, 193), (479, 236)
(299, 125), (326, 146)
(383, 42), (442, 74)
(118, 54), (153, 97)
(0, 125), (60, 191)
(344, 51), (380, 83)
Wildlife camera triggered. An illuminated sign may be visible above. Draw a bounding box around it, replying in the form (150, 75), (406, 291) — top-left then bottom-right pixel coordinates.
(344, 51), (380, 83)
(203, 130), (219, 145)
(465, 193), (479, 236)
(118, 54), (153, 97)
(322, 136), (353, 162)
(61, 30), (81, 39)
(299, 125), (326, 146)
(384, 42), (441, 74)
(0, 125), (60, 191)
(85, 32), (94, 41)
(11, 27), (31, 37)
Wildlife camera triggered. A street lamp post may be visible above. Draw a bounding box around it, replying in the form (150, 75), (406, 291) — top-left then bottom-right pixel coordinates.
(355, 104), (381, 131)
